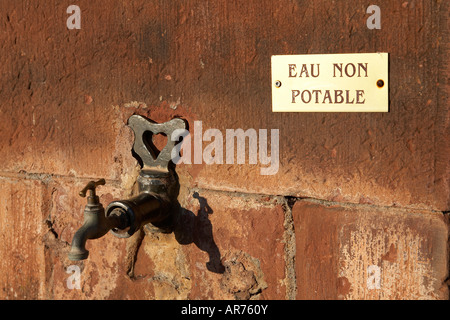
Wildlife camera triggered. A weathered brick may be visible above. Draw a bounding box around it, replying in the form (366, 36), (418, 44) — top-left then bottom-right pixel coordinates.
(119, 188), (287, 300)
(47, 185), (287, 300)
(0, 0), (448, 301)
(177, 189), (287, 299)
(0, 1), (448, 211)
(0, 178), (46, 299)
(292, 199), (449, 300)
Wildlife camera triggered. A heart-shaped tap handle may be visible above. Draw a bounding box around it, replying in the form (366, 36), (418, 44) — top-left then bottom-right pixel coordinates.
(127, 115), (187, 172)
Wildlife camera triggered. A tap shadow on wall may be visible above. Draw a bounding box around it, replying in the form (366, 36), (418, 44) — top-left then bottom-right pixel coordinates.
(173, 192), (225, 274)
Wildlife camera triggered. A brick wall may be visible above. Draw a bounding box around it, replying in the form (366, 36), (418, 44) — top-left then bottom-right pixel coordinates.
(0, 0), (448, 299)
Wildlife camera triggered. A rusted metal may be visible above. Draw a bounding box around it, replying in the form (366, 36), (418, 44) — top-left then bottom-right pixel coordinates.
(68, 179), (129, 261)
(68, 116), (187, 259)
(127, 114), (187, 172)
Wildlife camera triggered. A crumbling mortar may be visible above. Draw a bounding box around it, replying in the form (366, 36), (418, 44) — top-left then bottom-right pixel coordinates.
(0, 171), (122, 188)
(280, 196), (297, 300)
(295, 196), (448, 216)
(125, 228), (146, 280)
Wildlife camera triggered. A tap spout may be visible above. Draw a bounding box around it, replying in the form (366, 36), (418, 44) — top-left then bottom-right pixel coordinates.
(67, 169), (178, 261)
(68, 203), (129, 261)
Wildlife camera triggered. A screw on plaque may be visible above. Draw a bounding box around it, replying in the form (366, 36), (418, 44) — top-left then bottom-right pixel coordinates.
(127, 115), (187, 172)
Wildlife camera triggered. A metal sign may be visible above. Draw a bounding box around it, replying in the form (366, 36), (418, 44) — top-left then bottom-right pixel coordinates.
(271, 53), (388, 112)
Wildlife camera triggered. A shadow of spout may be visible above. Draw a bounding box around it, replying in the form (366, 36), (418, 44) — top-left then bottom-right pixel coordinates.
(174, 192), (225, 274)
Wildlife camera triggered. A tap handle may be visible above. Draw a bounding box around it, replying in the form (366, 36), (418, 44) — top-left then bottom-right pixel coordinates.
(79, 178), (106, 198)
(127, 115), (187, 172)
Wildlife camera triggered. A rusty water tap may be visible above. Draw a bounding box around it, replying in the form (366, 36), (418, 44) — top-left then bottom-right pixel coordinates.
(68, 179), (129, 261)
(68, 115), (187, 261)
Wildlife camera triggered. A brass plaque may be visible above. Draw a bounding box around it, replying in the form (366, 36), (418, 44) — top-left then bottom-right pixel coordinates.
(271, 53), (388, 112)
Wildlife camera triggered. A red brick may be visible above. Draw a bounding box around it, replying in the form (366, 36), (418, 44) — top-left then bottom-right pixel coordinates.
(0, 178), (46, 299)
(122, 189), (287, 300)
(180, 190), (287, 299)
(0, 0), (448, 301)
(49, 187), (287, 300)
(293, 200), (449, 300)
(0, 1), (448, 211)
